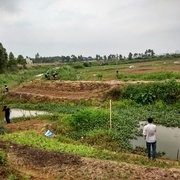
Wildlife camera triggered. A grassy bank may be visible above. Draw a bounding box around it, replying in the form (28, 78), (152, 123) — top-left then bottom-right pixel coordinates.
(1, 130), (180, 169)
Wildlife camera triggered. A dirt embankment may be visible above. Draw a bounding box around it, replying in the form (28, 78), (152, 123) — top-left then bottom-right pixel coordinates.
(5, 80), (123, 103)
(4, 79), (153, 103)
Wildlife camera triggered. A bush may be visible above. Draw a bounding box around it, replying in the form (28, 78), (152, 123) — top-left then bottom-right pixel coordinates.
(0, 151), (6, 164)
(0, 124), (5, 134)
(69, 108), (109, 133)
(85, 129), (129, 151)
(104, 87), (121, 100)
(73, 64), (84, 69)
(121, 80), (180, 104)
(83, 62), (91, 67)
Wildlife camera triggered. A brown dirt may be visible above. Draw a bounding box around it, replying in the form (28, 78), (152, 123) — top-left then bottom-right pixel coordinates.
(5, 79), (153, 103)
(0, 120), (180, 179)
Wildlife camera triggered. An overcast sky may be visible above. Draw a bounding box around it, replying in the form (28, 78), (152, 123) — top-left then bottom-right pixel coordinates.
(0, 0), (180, 58)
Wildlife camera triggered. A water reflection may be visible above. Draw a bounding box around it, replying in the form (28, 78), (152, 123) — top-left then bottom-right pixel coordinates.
(131, 122), (180, 160)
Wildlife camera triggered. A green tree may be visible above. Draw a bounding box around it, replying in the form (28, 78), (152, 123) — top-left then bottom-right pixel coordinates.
(119, 54), (122, 60)
(17, 54), (26, 68)
(71, 55), (78, 62)
(128, 52), (133, 60)
(0, 42), (8, 73)
(96, 54), (100, 60)
(7, 52), (17, 70)
(78, 55), (83, 61)
(145, 49), (155, 57)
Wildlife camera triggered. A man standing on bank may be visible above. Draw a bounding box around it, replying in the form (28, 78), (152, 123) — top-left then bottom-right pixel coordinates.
(143, 118), (157, 160)
(2, 106), (11, 124)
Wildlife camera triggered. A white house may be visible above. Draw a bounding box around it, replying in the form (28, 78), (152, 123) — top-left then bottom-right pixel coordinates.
(26, 57), (33, 64)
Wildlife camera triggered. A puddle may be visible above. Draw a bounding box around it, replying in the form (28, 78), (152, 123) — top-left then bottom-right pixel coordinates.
(10, 109), (48, 118)
(0, 106), (48, 121)
(131, 122), (180, 160)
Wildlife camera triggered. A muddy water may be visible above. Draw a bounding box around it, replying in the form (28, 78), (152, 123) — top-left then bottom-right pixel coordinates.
(131, 122), (180, 160)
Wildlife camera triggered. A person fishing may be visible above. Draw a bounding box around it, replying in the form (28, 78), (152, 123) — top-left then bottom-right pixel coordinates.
(2, 106), (11, 124)
(143, 117), (157, 160)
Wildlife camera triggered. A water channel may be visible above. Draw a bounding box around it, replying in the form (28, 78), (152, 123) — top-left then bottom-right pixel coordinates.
(131, 122), (180, 160)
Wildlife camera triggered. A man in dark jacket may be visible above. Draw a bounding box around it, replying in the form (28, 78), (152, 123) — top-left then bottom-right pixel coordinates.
(2, 106), (11, 123)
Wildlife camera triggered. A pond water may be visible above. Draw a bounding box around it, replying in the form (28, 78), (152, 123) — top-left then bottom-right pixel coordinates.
(131, 122), (180, 160)
(1, 106), (180, 160)
(0, 106), (48, 121)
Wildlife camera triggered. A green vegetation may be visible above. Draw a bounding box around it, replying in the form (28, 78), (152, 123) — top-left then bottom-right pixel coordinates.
(1, 131), (179, 168)
(1, 56), (180, 171)
(0, 151), (6, 164)
(0, 64), (58, 93)
(117, 72), (180, 81)
(121, 79), (180, 104)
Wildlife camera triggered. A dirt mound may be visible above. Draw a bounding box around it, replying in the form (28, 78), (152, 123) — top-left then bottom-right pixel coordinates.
(5, 80), (123, 103)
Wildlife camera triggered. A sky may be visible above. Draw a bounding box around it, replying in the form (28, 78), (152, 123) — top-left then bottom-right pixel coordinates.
(0, 0), (180, 58)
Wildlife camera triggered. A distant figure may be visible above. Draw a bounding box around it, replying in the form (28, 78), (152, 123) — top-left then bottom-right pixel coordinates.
(52, 71), (58, 80)
(45, 69), (50, 80)
(2, 106), (11, 124)
(116, 70), (119, 77)
(3, 85), (8, 94)
(45, 72), (50, 80)
(143, 118), (157, 160)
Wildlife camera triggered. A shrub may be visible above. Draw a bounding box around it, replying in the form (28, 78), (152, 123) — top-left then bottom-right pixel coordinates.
(83, 62), (91, 67)
(0, 124), (5, 134)
(104, 87), (122, 100)
(0, 151), (6, 164)
(69, 108), (109, 133)
(73, 64), (84, 69)
(85, 129), (129, 151)
(121, 80), (180, 104)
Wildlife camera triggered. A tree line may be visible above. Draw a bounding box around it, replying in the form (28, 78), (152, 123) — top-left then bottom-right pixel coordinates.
(33, 50), (156, 64)
(0, 42), (26, 73)
(1, 41), (180, 71)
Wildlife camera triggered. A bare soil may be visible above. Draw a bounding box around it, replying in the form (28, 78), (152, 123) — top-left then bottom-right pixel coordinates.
(5, 79), (152, 103)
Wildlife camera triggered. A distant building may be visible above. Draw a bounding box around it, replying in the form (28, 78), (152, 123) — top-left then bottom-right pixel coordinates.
(26, 57), (33, 64)
(35, 53), (40, 59)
